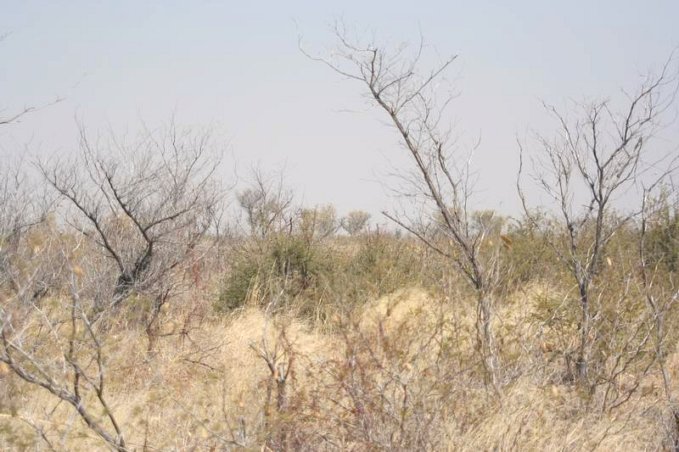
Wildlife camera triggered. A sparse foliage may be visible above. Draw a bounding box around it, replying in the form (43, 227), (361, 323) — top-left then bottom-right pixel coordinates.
(518, 58), (679, 386)
(309, 25), (505, 390)
(39, 124), (222, 312)
(2, 25), (679, 452)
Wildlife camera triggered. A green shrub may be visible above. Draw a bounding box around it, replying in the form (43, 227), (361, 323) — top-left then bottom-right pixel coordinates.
(215, 230), (430, 320)
(217, 259), (260, 312)
(216, 233), (333, 313)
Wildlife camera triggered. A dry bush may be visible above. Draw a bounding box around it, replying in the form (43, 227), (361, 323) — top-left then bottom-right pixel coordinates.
(3, 271), (679, 450)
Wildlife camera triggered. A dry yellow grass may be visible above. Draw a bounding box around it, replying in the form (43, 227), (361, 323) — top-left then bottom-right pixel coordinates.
(1, 286), (677, 450)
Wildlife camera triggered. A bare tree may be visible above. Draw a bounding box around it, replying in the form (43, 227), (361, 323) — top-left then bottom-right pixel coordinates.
(36, 123), (223, 355)
(0, 120), (226, 448)
(518, 57), (678, 385)
(298, 204), (339, 242)
(238, 169), (295, 240)
(307, 25), (504, 390)
(0, 242), (128, 451)
(41, 123), (221, 306)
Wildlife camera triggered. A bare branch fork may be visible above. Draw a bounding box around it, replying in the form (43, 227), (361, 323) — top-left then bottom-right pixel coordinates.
(517, 52), (679, 386)
(308, 25), (503, 392)
(0, 264), (128, 451)
(38, 122), (223, 317)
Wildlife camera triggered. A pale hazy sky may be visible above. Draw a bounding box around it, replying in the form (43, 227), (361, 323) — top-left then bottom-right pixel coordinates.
(1, 1), (678, 216)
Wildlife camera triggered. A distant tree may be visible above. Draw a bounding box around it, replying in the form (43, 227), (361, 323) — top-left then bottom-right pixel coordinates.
(341, 210), (371, 235)
(299, 204), (338, 241)
(238, 169), (294, 239)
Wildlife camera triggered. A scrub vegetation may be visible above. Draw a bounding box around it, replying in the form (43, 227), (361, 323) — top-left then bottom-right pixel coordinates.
(1, 30), (679, 451)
